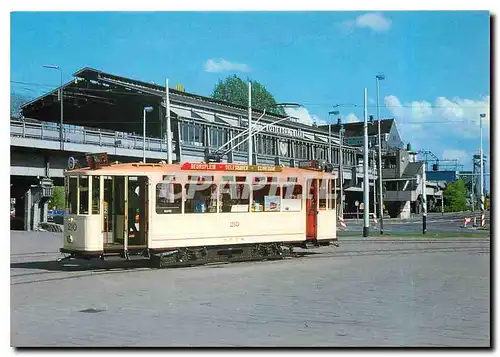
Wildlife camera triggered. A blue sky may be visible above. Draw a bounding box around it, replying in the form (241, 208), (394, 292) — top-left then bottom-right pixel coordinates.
(10, 11), (490, 180)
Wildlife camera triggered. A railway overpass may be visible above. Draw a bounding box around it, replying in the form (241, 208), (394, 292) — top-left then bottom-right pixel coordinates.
(10, 117), (182, 230)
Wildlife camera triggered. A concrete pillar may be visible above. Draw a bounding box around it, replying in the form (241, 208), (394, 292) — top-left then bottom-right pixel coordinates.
(24, 187), (33, 231)
(44, 155), (50, 177)
(399, 201), (411, 219)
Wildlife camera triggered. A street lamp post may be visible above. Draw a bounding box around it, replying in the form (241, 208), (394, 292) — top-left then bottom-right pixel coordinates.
(43, 65), (63, 150)
(143, 106), (154, 163)
(363, 88), (369, 237)
(376, 74), (385, 234)
(329, 109), (343, 217)
(248, 82), (252, 165)
(339, 124), (345, 218)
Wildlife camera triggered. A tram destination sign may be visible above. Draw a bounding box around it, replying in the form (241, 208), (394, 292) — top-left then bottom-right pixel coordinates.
(181, 162), (283, 172)
(86, 152), (110, 169)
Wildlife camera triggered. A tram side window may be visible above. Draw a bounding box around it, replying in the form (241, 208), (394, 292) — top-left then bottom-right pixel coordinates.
(67, 177), (78, 214)
(252, 184), (281, 212)
(319, 179), (328, 210)
(219, 183), (250, 213)
(185, 183), (217, 213)
(79, 176), (89, 214)
(329, 179), (337, 211)
(92, 176), (100, 214)
(156, 182), (183, 214)
(281, 184), (303, 212)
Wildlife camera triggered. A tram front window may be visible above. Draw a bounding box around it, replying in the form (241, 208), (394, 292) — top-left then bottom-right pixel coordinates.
(67, 176), (78, 214)
(79, 176), (89, 214)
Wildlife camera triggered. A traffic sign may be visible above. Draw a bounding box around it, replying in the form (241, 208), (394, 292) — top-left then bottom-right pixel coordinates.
(355, 200), (359, 207)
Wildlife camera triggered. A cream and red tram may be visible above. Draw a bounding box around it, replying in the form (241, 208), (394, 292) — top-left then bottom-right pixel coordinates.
(61, 153), (338, 267)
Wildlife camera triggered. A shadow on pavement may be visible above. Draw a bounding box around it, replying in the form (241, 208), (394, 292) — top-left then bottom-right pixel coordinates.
(11, 258), (152, 272)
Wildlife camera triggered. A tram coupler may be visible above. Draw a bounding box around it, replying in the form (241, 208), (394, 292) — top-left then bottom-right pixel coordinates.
(56, 254), (73, 263)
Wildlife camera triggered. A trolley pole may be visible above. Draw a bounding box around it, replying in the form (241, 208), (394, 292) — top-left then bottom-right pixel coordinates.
(165, 78), (173, 164)
(363, 88), (370, 237)
(248, 82), (252, 165)
(422, 162), (427, 234)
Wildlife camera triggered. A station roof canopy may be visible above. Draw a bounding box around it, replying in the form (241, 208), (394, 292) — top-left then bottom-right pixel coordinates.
(319, 118), (396, 138)
(20, 67), (339, 138)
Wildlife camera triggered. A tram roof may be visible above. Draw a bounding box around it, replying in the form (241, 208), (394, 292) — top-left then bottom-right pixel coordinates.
(66, 161), (338, 179)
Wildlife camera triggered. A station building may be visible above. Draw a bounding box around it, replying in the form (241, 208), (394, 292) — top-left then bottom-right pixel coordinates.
(20, 67), (383, 218)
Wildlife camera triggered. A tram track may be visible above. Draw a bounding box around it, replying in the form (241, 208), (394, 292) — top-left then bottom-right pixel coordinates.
(11, 242), (489, 286)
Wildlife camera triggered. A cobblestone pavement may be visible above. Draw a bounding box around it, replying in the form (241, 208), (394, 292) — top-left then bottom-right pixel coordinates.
(11, 231), (490, 347)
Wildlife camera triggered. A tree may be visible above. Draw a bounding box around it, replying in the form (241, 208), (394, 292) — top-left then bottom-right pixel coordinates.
(211, 75), (285, 116)
(11, 92), (32, 118)
(48, 186), (65, 210)
(443, 179), (468, 212)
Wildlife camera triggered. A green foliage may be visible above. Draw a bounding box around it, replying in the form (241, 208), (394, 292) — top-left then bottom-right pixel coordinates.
(48, 186), (65, 209)
(443, 179), (468, 212)
(211, 75), (285, 116)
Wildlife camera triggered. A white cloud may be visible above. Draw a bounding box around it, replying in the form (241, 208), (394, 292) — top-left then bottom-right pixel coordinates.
(385, 94), (490, 134)
(204, 58), (250, 73)
(284, 107), (325, 126)
(340, 12), (392, 34)
(384, 94), (490, 167)
(343, 113), (360, 124)
(442, 149), (470, 164)
(355, 12), (392, 32)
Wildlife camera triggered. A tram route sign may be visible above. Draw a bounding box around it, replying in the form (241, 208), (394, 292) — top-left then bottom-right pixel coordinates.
(181, 162), (283, 172)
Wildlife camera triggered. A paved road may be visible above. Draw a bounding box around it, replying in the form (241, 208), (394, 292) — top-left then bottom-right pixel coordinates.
(340, 212), (490, 236)
(11, 231), (490, 347)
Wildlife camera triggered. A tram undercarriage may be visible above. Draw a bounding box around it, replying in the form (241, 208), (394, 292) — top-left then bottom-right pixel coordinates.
(58, 239), (338, 268)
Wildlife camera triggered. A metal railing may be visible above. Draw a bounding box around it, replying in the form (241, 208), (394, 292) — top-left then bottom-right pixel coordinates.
(10, 118), (173, 153)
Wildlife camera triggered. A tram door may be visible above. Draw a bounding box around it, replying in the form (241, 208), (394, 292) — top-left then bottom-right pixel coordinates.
(306, 179), (318, 240)
(102, 176), (125, 247)
(102, 176), (149, 248)
(126, 176), (149, 247)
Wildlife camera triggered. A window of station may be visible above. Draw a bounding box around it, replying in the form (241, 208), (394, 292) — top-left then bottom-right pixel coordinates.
(281, 183), (303, 212)
(91, 176), (100, 214)
(79, 176), (89, 214)
(156, 182), (183, 214)
(219, 183), (250, 213)
(252, 182), (281, 212)
(185, 183), (217, 213)
(66, 176), (78, 214)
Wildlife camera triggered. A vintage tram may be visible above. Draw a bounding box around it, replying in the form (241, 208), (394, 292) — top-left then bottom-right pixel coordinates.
(60, 153), (339, 268)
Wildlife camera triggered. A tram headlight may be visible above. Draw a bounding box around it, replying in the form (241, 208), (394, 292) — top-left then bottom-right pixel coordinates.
(66, 235), (74, 244)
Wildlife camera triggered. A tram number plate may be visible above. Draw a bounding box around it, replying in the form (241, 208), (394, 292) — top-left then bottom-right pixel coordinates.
(230, 221), (240, 228)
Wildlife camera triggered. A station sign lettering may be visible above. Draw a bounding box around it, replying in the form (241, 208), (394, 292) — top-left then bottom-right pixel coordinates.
(181, 162), (283, 172)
